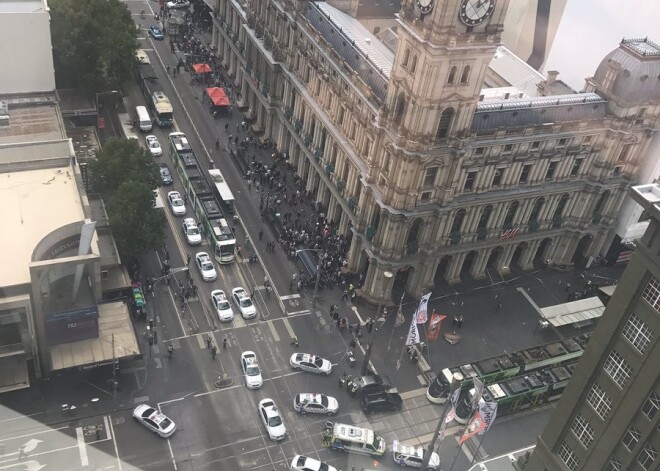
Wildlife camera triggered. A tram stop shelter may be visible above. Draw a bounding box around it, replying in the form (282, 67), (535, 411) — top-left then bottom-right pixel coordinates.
(539, 296), (605, 328)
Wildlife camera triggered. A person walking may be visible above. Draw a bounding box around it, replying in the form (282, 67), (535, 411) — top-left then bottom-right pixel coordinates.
(186, 254), (191, 266)
(211, 345), (217, 359)
(259, 229), (263, 241)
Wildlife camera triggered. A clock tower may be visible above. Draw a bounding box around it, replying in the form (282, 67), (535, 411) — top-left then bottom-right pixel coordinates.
(382, 0), (510, 146)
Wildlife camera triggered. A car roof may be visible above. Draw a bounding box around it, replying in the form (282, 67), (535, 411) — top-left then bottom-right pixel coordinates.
(233, 287), (247, 296)
(297, 393), (323, 403)
(183, 217), (196, 225)
(392, 440), (424, 458)
(196, 252), (210, 259)
(211, 290), (226, 299)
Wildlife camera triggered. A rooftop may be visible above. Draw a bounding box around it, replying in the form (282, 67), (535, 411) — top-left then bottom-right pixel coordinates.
(0, 0), (46, 13)
(0, 94), (66, 145)
(0, 165), (86, 287)
(488, 46), (547, 97)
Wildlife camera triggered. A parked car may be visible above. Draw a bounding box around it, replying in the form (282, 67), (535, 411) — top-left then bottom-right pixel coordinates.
(258, 399), (286, 441)
(290, 353), (332, 376)
(360, 391), (403, 413)
(290, 455), (337, 471)
(148, 25), (164, 40)
(293, 393), (338, 416)
(346, 374), (392, 397)
(132, 404), (176, 437)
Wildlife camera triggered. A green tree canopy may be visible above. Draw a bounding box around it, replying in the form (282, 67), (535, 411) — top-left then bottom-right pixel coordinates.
(50, 0), (138, 92)
(89, 138), (161, 197)
(107, 181), (166, 260)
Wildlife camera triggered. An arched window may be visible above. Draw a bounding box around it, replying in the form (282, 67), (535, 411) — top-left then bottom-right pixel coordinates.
(406, 218), (423, 254)
(503, 201), (519, 228)
(592, 190), (610, 218)
(460, 65), (471, 84)
(402, 48), (410, 68)
(447, 66), (457, 84)
(410, 55), (418, 74)
(553, 194), (570, 219)
(393, 92), (406, 125)
(450, 209), (466, 233)
(529, 197), (545, 223)
(435, 107), (455, 140)
(477, 205), (493, 230)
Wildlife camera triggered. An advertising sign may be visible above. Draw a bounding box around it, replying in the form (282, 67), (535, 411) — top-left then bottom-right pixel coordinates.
(45, 306), (99, 346)
(426, 312), (446, 341)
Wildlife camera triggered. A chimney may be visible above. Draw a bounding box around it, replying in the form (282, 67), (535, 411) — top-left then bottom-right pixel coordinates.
(546, 70), (559, 84)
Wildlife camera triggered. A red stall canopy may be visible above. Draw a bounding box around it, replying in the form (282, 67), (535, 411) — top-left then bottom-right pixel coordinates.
(206, 87), (230, 107)
(193, 63), (212, 74)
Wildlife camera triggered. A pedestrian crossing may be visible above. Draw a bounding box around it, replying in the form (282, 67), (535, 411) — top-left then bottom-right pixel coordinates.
(192, 317), (296, 348)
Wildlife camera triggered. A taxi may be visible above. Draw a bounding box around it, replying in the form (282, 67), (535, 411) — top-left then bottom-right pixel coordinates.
(293, 393), (338, 416)
(392, 440), (440, 470)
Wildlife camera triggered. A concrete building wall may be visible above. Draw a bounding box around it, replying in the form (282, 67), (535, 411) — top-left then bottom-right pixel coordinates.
(0, 8), (56, 94)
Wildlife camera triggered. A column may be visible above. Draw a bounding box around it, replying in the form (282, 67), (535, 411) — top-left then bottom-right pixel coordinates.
(520, 239), (541, 270)
(497, 244), (517, 276)
(338, 209), (350, 236)
(447, 251), (468, 284)
(469, 249), (490, 279)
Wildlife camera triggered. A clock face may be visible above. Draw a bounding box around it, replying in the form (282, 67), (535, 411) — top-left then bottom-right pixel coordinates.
(417, 0), (434, 15)
(459, 0), (496, 26)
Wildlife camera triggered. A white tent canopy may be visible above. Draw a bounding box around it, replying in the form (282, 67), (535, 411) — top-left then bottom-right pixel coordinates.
(539, 297), (605, 327)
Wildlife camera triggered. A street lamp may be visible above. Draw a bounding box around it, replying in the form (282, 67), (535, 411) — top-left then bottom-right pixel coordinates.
(295, 248), (323, 316)
(360, 270), (393, 376)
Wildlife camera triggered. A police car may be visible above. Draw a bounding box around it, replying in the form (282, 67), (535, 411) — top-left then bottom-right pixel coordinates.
(290, 353), (332, 375)
(195, 252), (217, 281)
(392, 440), (440, 470)
(258, 398), (286, 441)
(132, 404), (176, 437)
(290, 455), (337, 471)
(240, 351), (263, 389)
(293, 393), (338, 416)
(181, 218), (202, 245)
(211, 290), (234, 322)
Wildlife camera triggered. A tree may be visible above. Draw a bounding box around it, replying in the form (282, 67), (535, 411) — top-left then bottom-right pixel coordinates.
(50, 0), (138, 92)
(89, 138), (161, 197)
(107, 181), (166, 261)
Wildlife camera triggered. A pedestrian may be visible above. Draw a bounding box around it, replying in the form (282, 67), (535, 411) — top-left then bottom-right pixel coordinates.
(349, 337), (357, 349)
(355, 322), (361, 338)
(206, 336), (212, 349)
(186, 254), (191, 266)
(225, 123), (229, 132)
(259, 229), (263, 241)
(495, 302), (502, 313)
(211, 345), (217, 359)
(366, 318), (374, 334)
(336, 316), (341, 329)
(342, 290), (348, 301)
(565, 282), (572, 292)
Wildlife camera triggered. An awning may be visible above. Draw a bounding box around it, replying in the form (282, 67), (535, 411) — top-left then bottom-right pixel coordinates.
(206, 87), (230, 106)
(193, 63), (212, 74)
(539, 296), (605, 327)
(599, 285), (617, 297)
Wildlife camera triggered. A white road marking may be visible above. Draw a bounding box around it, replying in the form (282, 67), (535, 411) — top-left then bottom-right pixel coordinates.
(280, 294), (301, 300)
(0, 411), (44, 424)
(0, 427), (67, 441)
(76, 427), (89, 466)
(267, 320), (280, 341)
(417, 374), (427, 385)
(282, 318), (295, 339)
(196, 333), (206, 349)
(107, 418), (123, 471)
(351, 305), (364, 324)
(103, 416), (110, 439)
(133, 396), (149, 404)
(194, 384), (242, 397)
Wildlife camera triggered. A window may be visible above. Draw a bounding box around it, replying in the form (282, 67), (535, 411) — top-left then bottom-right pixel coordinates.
(603, 350), (632, 388)
(492, 168), (503, 187)
(570, 414), (595, 449)
(605, 458), (623, 471)
(531, 141), (541, 149)
(410, 55), (418, 74)
(460, 65), (471, 84)
(464, 171), (477, 191)
(419, 191), (431, 203)
(503, 144), (513, 153)
(424, 167), (438, 187)
(558, 138), (568, 147)
(402, 48), (410, 68)
(618, 143), (632, 162)
(587, 383), (613, 419)
(558, 442), (579, 471)
(642, 276), (660, 313)
(642, 392), (659, 420)
(529, 197), (545, 223)
(622, 313), (653, 354)
(503, 201), (519, 228)
(638, 444), (658, 470)
(519, 164), (532, 183)
(447, 66), (457, 84)
(545, 161), (558, 180)
(475, 147), (485, 156)
(435, 108), (455, 140)
(571, 159), (583, 177)
(623, 425), (641, 451)
(450, 209), (466, 233)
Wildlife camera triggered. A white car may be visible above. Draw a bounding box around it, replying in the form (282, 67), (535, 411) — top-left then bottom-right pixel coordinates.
(145, 135), (162, 156)
(293, 393), (338, 416)
(258, 398), (286, 441)
(290, 353), (332, 376)
(182, 218), (202, 245)
(290, 455), (337, 471)
(195, 252), (217, 281)
(132, 404), (176, 438)
(392, 440), (440, 470)
(166, 0), (190, 8)
(240, 351), (263, 389)
(167, 191), (186, 216)
(231, 287), (256, 319)
(211, 290), (233, 322)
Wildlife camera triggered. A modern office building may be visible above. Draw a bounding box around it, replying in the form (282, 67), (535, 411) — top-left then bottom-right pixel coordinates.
(523, 183), (660, 470)
(211, 0), (660, 302)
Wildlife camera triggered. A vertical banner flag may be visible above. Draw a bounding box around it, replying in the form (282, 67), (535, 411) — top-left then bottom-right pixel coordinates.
(405, 316), (420, 346)
(459, 401), (498, 444)
(472, 377), (485, 409)
(426, 312), (446, 341)
(415, 292), (432, 324)
(445, 386), (462, 423)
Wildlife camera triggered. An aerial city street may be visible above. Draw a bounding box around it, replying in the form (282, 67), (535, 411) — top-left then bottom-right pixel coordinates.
(0, 0), (655, 470)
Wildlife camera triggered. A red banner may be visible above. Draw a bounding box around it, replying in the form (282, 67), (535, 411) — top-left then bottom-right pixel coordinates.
(426, 312), (446, 341)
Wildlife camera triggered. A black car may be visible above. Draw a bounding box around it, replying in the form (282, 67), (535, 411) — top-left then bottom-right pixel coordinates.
(360, 392), (403, 413)
(158, 163), (173, 185)
(347, 374), (392, 397)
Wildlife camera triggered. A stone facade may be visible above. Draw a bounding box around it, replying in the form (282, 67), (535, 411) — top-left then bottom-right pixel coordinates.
(211, 0), (660, 302)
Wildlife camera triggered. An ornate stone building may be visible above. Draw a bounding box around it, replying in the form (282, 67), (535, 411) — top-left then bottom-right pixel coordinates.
(211, 0), (660, 302)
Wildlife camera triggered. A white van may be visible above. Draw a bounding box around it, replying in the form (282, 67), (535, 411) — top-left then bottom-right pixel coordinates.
(136, 106), (152, 132)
